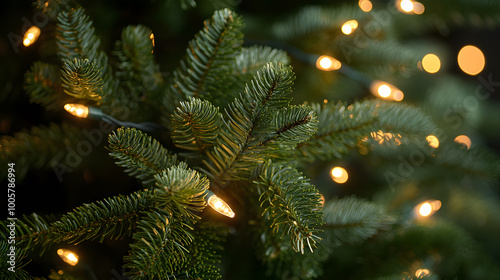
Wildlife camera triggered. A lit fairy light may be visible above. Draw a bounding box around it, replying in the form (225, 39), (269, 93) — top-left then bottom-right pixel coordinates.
(415, 200), (441, 218)
(421, 54), (441, 73)
(413, 2), (425, 15)
(341, 20), (358, 35)
(64, 104), (89, 118)
(426, 135), (439, 148)
(458, 45), (485, 76)
(23, 26), (41, 47)
(206, 191), (235, 218)
(57, 249), (79, 266)
(454, 135), (471, 149)
(330, 167), (348, 184)
(358, 0), (373, 12)
(415, 268), (430, 278)
(400, 0), (414, 13)
(316, 55), (342, 71)
(370, 81), (404, 101)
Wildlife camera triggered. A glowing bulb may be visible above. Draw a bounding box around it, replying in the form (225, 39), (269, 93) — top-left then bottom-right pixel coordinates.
(57, 249), (79, 266)
(415, 200), (441, 218)
(413, 2), (425, 15)
(419, 203), (432, 216)
(207, 192), (234, 218)
(454, 135), (471, 149)
(400, 0), (414, 12)
(330, 167), (348, 184)
(370, 81), (404, 101)
(316, 55), (341, 71)
(64, 104), (89, 118)
(358, 0), (372, 12)
(378, 85), (391, 98)
(341, 20), (358, 35)
(426, 135), (439, 148)
(415, 268), (430, 278)
(422, 54), (441, 73)
(23, 26), (41, 47)
(458, 45), (485, 76)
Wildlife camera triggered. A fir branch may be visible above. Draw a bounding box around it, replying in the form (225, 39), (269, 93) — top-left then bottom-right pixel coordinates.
(162, 8), (243, 116)
(0, 122), (82, 181)
(176, 222), (227, 280)
(113, 25), (163, 103)
(203, 62), (296, 181)
(255, 161), (324, 253)
(125, 165), (209, 279)
(107, 128), (178, 186)
(171, 97), (222, 153)
(298, 100), (437, 161)
(124, 208), (190, 279)
(60, 58), (103, 101)
(153, 164), (209, 218)
(322, 196), (395, 246)
(233, 45), (290, 76)
(52, 190), (155, 244)
(24, 62), (70, 111)
(0, 241), (31, 279)
(56, 7), (116, 103)
(0, 213), (56, 253)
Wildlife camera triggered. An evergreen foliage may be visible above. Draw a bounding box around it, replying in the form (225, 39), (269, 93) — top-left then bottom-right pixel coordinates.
(2, 1), (500, 279)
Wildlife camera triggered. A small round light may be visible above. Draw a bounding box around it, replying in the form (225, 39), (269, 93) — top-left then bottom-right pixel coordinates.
(454, 135), (471, 149)
(426, 135), (439, 148)
(330, 167), (348, 184)
(458, 45), (485, 76)
(422, 54), (441, 73)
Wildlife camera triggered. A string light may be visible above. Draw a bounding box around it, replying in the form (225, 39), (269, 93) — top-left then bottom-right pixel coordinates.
(454, 135), (471, 149)
(426, 135), (439, 148)
(399, 0), (414, 13)
(316, 55), (342, 71)
(458, 45), (485, 76)
(150, 32), (155, 53)
(206, 191), (235, 218)
(330, 167), (348, 184)
(415, 200), (441, 218)
(64, 103), (89, 118)
(341, 20), (358, 35)
(57, 249), (79, 266)
(370, 80), (404, 101)
(63, 103), (164, 132)
(23, 26), (41, 47)
(370, 130), (402, 145)
(421, 54), (441, 73)
(415, 268), (430, 278)
(358, 0), (372, 12)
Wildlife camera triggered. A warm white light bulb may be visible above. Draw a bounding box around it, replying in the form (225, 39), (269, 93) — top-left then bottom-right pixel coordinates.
(330, 167), (348, 184)
(316, 55), (341, 71)
(400, 0), (414, 12)
(57, 249), (79, 266)
(207, 193), (235, 218)
(415, 200), (441, 218)
(426, 135), (439, 148)
(23, 26), (41, 47)
(341, 20), (358, 35)
(64, 104), (89, 118)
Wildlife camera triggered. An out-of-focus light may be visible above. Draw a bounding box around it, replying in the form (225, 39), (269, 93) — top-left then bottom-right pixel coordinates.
(57, 249), (79, 266)
(454, 135), (471, 149)
(330, 167), (348, 184)
(415, 200), (441, 218)
(370, 131), (402, 145)
(426, 135), (439, 148)
(400, 0), (414, 12)
(207, 192), (235, 218)
(23, 26), (41, 47)
(413, 2), (425, 15)
(358, 0), (373, 12)
(370, 81), (404, 101)
(64, 104), (89, 118)
(341, 20), (359, 35)
(422, 54), (441, 73)
(415, 268), (430, 278)
(316, 55), (342, 71)
(458, 45), (485, 76)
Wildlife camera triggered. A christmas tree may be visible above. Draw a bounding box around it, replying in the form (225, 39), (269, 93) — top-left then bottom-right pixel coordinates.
(2, 0), (500, 279)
